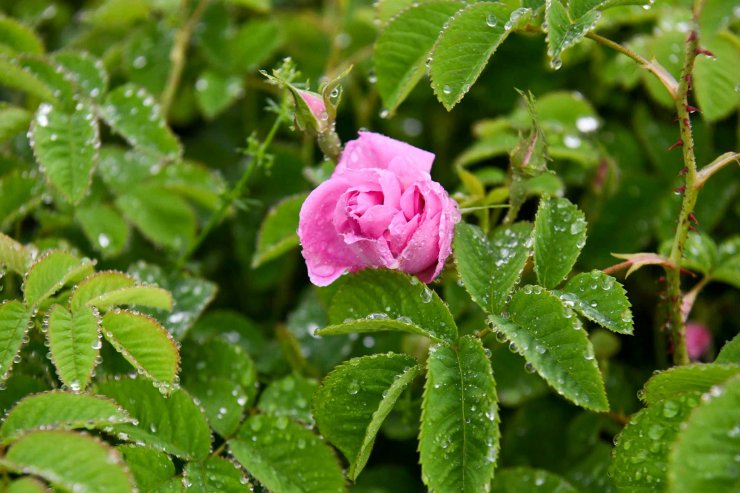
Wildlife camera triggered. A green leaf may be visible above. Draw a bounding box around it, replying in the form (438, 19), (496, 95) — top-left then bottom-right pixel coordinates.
(492, 467), (578, 492)
(0, 391), (132, 442)
(491, 287), (608, 411)
(76, 204), (131, 257)
(640, 363), (740, 406)
(0, 170), (42, 231)
(611, 391), (701, 492)
(558, 270), (633, 334)
(6, 477), (48, 493)
(430, 3), (530, 109)
(0, 233), (28, 274)
(116, 185), (196, 253)
(16, 56), (75, 110)
(186, 379), (248, 438)
(52, 51), (108, 102)
(533, 197), (587, 288)
(195, 70), (244, 119)
(694, 33), (740, 122)
(47, 304), (101, 390)
(223, 0), (271, 12)
(420, 336), (499, 493)
(544, 0), (601, 69)
(668, 375), (740, 492)
(23, 250), (95, 308)
(568, 0), (648, 19)
(29, 101), (99, 204)
(453, 222), (533, 314)
(181, 338), (256, 436)
(660, 232), (718, 275)
(87, 286), (173, 312)
(97, 378), (211, 460)
(229, 414), (345, 493)
(100, 84), (181, 160)
(375, 1), (465, 114)
(82, 0), (151, 29)
(0, 103), (31, 142)
(489, 342), (549, 407)
(71, 271), (137, 311)
(319, 270), (457, 342)
(713, 236), (740, 289)
(314, 353), (421, 479)
(150, 161), (226, 211)
(1, 430), (134, 492)
(0, 16), (44, 55)
(0, 375), (48, 416)
(252, 193), (307, 268)
(231, 18), (282, 72)
(98, 146), (159, 195)
(0, 58), (56, 103)
(128, 262), (218, 340)
(119, 445), (176, 491)
(184, 457), (251, 493)
(101, 310), (180, 388)
(258, 374), (318, 425)
(0, 301), (33, 383)
(717, 333), (740, 364)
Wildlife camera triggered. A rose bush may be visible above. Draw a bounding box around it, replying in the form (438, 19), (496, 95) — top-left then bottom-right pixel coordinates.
(298, 131), (460, 286)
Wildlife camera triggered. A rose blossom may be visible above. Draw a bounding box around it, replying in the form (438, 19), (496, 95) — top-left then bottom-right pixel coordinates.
(298, 131), (460, 286)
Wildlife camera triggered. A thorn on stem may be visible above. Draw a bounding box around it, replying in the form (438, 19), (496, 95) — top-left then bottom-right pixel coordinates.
(695, 48), (715, 57)
(674, 185), (686, 194)
(688, 212), (699, 225)
(679, 166), (688, 176)
(685, 74), (693, 90)
(668, 139), (684, 151)
(686, 105), (700, 113)
(687, 31), (697, 42)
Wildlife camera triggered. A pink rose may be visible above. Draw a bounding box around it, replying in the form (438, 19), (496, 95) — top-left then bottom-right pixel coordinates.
(685, 321), (712, 360)
(298, 131), (460, 286)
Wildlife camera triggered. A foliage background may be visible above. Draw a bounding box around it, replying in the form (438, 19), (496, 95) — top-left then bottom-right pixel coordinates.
(0, 0), (738, 492)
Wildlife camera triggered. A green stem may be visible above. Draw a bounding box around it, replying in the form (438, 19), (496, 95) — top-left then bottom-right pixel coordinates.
(666, 0), (706, 366)
(586, 32), (678, 100)
(160, 0), (209, 116)
(176, 98), (288, 268)
(696, 152), (740, 188)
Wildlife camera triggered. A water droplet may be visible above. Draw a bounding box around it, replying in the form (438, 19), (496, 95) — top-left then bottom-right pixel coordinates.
(348, 380), (360, 395)
(564, 134), (582, 149)
(662, 400), (679, 418)
(576, 116), (599, 133)
(550, 57), (563, 70)
(442, 85), (452, 95)
(486, 15), (497, 27)
(132, 55), (147, 69)
(420, 286), (433, 303)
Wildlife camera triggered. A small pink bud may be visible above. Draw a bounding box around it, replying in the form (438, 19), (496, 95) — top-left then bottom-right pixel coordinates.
(685, 322), (711, 360)
(298, 90), (327, 122)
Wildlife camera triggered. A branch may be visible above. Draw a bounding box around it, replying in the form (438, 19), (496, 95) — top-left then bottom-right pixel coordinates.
(665, 0), (707, 366)
(586, 32), (679, 100)
(160, 0), (209, 116)
(696, 152), (740, 189)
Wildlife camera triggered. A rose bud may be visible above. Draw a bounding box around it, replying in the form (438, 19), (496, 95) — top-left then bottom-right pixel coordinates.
(685, 321), (712, 360)
(298, 131), (460, 286)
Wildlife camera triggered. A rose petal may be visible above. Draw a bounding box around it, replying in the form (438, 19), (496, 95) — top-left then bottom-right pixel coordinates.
(387, 213), (420, 257)
(336, 131), (434, 175)
(398, 183), (460, 282)
(357, 205), (397, 238)
(342, 232), (397, 269)
(298, 176), (363, 286)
